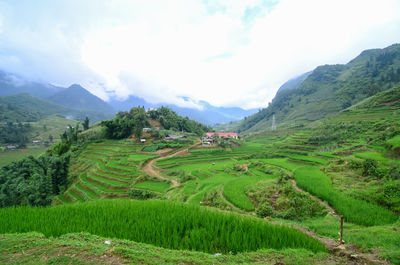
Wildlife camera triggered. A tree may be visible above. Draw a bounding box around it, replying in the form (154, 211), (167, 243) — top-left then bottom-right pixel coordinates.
(82, 116), (89, 130)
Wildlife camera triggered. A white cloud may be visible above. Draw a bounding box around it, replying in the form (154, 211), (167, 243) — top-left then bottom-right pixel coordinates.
(1, 0), (400, 109)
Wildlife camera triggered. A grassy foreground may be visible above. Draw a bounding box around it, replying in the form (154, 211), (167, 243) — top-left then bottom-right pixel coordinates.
(0, 232), (341, 265)
(0, 199), (326, 254)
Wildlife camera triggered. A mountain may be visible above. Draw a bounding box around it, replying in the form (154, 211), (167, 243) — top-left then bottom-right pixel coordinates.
(0, 70), (64, 98)
(0, 93), (113, 123)
(238, 43), (400, 134)
(109, 96), (258, 125)
(276, 71), (312, 94)
(47, 84), (115, 113)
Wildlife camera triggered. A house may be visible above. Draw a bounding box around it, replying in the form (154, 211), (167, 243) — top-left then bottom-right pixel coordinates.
(206, 132), (238, 139)
(201, 136), (214, 146)
(32, 140), (41, 144)
(142, 128), (151, 132)
(165, 134), (183, 141)
(5, 145), (17, 150)
(140, 139), (146, 143)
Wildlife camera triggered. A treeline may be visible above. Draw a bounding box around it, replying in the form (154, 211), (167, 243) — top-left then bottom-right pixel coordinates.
(148, 107), (210, 135)
(0, 121), (87, 208)
(0, 154), (70, 207)
(0, 122), (32, 147)
(102, 106), (211, 139)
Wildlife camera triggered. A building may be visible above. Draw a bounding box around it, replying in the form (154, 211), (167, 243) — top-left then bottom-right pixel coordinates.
(32, 140), (41, 144)
(206, 132), (238, 139)
(201, 136), (214, 146)
(140, 139), (146, 143)
(142, 128), (151, 132)
(5, 145), (17, 150)
(165, 134), (183, 141)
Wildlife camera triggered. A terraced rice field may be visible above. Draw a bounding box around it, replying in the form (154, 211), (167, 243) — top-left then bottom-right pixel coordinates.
(155, 144), (283, 209)
(57, 140), (156, 203)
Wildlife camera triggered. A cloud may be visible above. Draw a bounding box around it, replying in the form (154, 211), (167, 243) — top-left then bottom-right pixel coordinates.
(0, 0), (400, 109)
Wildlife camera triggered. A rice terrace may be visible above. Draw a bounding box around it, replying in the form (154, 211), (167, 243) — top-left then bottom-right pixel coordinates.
(1, 3), (400, 264)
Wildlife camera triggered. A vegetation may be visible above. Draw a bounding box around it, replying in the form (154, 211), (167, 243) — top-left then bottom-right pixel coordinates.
(1, 44), (400, 264)
(0, 233), (337, 265)
(0, 153), (70, 207)
(294, 166), (397, 226)
(148, 106), (211, 135)
(0, 199), (326, 254)
(238, 44), (400, 134)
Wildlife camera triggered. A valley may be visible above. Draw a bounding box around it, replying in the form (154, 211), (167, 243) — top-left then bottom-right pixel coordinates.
(0, 45), (400, 264)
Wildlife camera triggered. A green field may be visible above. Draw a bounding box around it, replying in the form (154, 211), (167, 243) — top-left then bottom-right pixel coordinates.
(0, 199), (326, 254)
(0, 145), (47, 167)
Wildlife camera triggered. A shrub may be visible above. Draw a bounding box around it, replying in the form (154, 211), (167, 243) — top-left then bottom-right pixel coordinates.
(362, 158), (382, 178)
(256, 204), (274, 218)
(129, 189), (157, 199)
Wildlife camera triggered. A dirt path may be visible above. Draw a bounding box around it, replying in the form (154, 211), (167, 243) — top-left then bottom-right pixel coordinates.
(142, 141), (201, 187)
(287, 179), (389, 265)
(290, 179), (337, 216)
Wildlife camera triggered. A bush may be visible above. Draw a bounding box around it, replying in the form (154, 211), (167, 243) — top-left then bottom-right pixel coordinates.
(362, 158), (382, 178)
(256, 204), (274, 218)
(129, 189), (157, 199)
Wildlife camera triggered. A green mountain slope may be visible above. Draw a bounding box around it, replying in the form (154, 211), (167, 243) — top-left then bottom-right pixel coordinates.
(0, 93), (71, 122)
(239, 43), (400, 134)
(0, 93), (113, 123)
(47, 84), (115, 113)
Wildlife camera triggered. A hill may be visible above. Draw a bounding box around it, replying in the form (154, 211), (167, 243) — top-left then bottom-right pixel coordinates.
(47, 84), (115, 113)
(238, 43), (400, 133)
(0, 93), (114, 123)
(0, 93), (72, 122)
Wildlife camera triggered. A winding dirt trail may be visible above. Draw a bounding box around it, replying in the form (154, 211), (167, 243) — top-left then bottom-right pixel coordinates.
(290, 179), (337, 216)
(285, 179), (388, 265)
(142, 141), (201, 187)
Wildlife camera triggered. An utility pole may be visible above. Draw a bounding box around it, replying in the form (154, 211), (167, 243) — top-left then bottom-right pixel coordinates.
(271, 114), (276, 131)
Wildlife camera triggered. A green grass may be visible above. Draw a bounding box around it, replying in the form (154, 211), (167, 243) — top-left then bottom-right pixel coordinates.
(223, 175), (276, 211)
(0, 232), (337, 265)
(134, 181), (171, 193)
(0, 199), (326, 254)
(128, 153), (156, 162)
(0, 145), (47, 167)
(387, 135), (400, 150)
(294, 166), (398, 226)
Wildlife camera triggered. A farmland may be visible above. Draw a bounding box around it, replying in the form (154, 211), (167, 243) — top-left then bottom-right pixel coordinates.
(1, 90), (400, 264)
(0, 199), (326, 254)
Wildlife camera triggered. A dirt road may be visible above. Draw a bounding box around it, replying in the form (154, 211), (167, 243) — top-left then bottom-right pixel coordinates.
(142, 141), (201, 187)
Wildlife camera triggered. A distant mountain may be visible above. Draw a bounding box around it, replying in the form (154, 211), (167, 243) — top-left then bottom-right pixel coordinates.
(109, 95), (257, 125)
(47, 84), (115, 113)
(238, 43), (400, 134)
(0, 93), (113, 123)
(0, 71), (64, 98)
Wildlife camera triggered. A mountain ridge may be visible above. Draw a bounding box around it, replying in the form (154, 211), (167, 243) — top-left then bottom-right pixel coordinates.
(237, 43), (400, 134)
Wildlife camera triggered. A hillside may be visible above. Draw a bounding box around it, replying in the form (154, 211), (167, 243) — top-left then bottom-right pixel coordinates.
(239, 43), (400, 134)
(0, 93), (114, 123)
(47, 84), (115, 113)
(0, 93), (71, 122)
(1, 88), (399, 264)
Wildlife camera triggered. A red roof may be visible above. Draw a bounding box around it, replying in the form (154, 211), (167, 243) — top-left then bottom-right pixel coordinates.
(206, 132), (238, 137)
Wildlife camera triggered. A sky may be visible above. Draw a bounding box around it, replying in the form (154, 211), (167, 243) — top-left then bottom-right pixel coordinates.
(0, 0), (400, 109)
